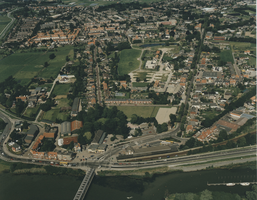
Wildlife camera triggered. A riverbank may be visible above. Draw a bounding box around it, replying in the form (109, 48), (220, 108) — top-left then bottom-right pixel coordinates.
(97, 156), (256, 177)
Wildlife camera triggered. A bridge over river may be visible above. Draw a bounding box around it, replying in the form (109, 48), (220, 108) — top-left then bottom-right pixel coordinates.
(73, 168), (95, 200)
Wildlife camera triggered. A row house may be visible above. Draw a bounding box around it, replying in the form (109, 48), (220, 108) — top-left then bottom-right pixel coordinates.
(105, 99), (152, 104)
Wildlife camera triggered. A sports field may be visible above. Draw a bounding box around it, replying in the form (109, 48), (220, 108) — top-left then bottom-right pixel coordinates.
(0, 15), (11, 33)
(0, 46), (73, 85)
(219, 50), (234, 64)
(52, 83), (71, 96)
(114, 106), (167, 119)
(118, 49), (141, 75)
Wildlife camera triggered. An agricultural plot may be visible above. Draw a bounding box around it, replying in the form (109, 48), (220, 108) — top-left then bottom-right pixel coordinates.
(118, 49), (141, 75)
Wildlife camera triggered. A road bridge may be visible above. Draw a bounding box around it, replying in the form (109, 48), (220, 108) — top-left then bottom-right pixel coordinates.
(73, 168), (95, 200)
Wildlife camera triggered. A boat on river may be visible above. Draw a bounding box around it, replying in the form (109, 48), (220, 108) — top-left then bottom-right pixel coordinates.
(240, 182), (250, 186)
(226, 183), (235, 186)
(127, 197), (133, 199)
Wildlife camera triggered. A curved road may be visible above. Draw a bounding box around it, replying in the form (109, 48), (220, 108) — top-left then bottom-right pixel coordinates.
(0, 8), (19, 39)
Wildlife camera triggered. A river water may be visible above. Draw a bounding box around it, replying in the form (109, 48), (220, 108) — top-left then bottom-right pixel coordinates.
(0, 167), (255, 200)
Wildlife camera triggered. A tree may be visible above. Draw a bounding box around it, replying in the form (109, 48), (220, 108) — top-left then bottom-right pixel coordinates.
(218, 130), (227, 141)
(169, 114), (176, 127)
(49, 53), (56, 59)
(246, 185), (257, 200)
(44, 62), (49, 68)
(237, 137), (246, 147)
(23, 121), (29, 129)
(200, 190), (212, 200)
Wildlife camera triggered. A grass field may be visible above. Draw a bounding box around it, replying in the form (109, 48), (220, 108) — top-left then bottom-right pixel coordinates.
(0, 46), (73, 85)
(0, 159), (11, 173)
(0, 15), (11, 33)
(52, 83), (71, 96)
(118, 49), (141, 75)
(220, 50), (234, 64)
(115, 106), (165, 119)
(56, 98), (70, 108)
(23, 105), (40, 118)
(42, 109), (70, 122)
(132, 82), (149, 87)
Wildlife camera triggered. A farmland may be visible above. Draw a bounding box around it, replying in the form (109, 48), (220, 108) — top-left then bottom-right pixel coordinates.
(118, 49), (141, 75)
(0, 46), (73, 85)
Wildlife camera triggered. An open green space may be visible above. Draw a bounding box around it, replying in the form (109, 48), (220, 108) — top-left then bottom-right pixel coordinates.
(132, 82), (149, 87)
(219, 50), (234, 64)
(42, 109), (70, 122)
(115, 106), (164, 119)
(0, 15), (11, 33)
(118, 49), (141, 75)
(56, 98), (71, 108)
(23, 105), (40, 118)
(0, 46), (73, 85)
(38, 46), (73, 78)
(135, 72), (148, 81)
(52, 83), (71, 96)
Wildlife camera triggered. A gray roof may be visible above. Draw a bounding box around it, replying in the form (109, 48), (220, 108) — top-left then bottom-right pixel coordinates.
(26, 125), (38, 137)
(240, 113), (255, 119)
(71, 97), (79, 115)
(202, 71), (218, 78)
(92, 130), (104, 144)
(61, 121), (71, 135)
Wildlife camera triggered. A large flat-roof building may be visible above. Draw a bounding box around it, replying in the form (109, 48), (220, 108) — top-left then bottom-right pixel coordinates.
(71, 97), (80, 117)
(61, 121), (71, 136)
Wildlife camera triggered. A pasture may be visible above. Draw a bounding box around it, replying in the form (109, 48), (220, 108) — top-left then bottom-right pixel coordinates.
(118, 49), (141, 75)
(0, 46), (73, 85)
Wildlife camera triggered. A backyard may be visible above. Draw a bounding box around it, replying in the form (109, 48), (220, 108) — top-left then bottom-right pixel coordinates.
(42, 109), (70, 122)
(23, 105), (40, 119)
(118, 49), (141, 75)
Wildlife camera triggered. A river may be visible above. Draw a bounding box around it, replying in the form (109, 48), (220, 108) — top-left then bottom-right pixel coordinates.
(0, 167), (255, 200)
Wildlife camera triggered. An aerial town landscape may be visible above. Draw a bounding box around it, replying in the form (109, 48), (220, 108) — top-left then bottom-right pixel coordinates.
(0, 0), (256, 199)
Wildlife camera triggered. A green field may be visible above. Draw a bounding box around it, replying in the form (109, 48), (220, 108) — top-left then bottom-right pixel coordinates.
(115, 106), (163, 119)
(0, 46), (73, 85)
(220, 50), (234, 64)
(118, 49), (141, 75)
(52, 83), (71, 96)
(132, 82), (149, 87)
(42, 109), (70, 122)
(23, 105), (40, 118)
(56, 98), (70, 108)
(0, 15), (11, 33)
